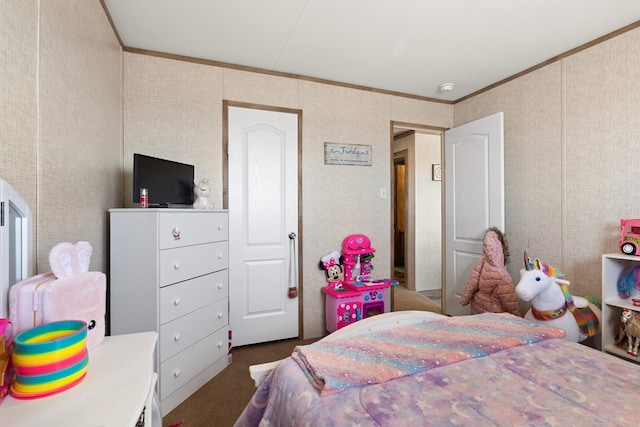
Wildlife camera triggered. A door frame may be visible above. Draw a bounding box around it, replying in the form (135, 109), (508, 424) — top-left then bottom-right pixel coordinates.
(223, 100), (304, 339)
(392, 150), (408, 291)
(390, 121), (448, 303)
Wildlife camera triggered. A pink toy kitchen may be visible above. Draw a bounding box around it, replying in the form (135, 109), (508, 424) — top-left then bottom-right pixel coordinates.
(321, 234), (398, 333)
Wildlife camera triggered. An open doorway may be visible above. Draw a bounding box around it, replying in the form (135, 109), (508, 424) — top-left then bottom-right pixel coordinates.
(393, 152), (407, 286)
(391, 122), (445, 306)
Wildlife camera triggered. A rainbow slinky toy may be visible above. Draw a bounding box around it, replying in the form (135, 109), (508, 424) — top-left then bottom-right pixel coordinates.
(10, 320), (88, 399)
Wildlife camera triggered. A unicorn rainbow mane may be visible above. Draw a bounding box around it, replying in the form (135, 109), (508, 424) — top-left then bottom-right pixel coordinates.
(523, 251), (563, 279)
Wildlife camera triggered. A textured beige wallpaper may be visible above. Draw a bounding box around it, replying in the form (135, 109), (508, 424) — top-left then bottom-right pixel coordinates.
(2, 1), (121, 274)
(123, 54), (224, 209)
(391, 95), (453, 126)
(37, 0), (122, 272)
(0, 1), (38, 255)
(124, 54), (453, 338)
(454, 27), (640, 300)
(562, 28), (640, 297)
(298, 82), (393, 336)
(224, 68), (300, 108)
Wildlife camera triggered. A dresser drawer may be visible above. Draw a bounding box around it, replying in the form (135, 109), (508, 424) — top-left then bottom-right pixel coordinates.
(159, 241), (228, 286)
(159, 298), (228, 362)
(159, 212), (228, 249)
(159, 270), (228, 325)
(159, 327), (229, 399)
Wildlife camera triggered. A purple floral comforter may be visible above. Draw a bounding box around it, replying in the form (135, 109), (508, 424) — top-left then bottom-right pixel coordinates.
(235, 314), (640, 426)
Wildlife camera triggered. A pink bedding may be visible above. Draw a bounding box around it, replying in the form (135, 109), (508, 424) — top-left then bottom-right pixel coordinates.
(291, 313), (564, 395)
(235, 314), (640, 426)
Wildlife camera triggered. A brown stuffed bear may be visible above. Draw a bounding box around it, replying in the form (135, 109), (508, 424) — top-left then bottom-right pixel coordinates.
(459, 227), (521, 316)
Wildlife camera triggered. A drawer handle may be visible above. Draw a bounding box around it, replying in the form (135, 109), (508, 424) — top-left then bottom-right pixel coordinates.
(217, 312), (223, 319)
(217, 253), (223, 260)
(217, 282), (223, 290)
(174, 369), (181, 378)
(217, 224), (223, 231)
(173, 261), (181, 270)
(172, 227), (181, 240)
(174, 333), (181, 342)
(173, 297), (181, 306)
(217, 341), (223, 349)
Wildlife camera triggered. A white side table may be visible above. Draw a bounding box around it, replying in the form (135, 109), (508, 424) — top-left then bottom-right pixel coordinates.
(0, 331), (158, 426)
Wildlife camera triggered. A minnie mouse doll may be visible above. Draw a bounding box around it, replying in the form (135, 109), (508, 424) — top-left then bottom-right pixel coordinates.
(319, 250), (345, 289)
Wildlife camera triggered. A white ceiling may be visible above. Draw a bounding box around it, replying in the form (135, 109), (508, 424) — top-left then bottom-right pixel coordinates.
(103, 0), (640, 102)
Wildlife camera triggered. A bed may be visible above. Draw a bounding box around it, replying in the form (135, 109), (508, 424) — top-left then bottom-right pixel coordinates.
(235, 311), (640, 426)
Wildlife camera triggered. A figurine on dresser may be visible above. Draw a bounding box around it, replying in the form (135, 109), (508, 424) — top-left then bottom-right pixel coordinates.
(193, 178), (214, 209)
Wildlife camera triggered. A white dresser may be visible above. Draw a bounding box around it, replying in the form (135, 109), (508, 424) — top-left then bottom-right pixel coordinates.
(109, 209), (230, 416)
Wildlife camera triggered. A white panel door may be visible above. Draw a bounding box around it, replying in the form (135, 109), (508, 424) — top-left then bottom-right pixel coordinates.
(228, 106), (299, 346)
(444, 112), (504, 316)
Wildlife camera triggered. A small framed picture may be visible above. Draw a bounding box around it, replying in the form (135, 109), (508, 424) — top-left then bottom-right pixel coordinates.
(432, 164), (442, 181)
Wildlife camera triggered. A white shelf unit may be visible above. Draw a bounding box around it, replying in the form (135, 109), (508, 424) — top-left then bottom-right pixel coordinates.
(109, 209), (230, 416)
(602, 253), (640, 364)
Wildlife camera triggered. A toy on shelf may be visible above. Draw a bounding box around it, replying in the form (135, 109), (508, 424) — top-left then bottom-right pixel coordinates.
(620, 219), (640, 256)
(616, 265), (640, 302)
(620, 309), (640, 357)
(341, 234), (375, 282)
(515, 252), (601, 342)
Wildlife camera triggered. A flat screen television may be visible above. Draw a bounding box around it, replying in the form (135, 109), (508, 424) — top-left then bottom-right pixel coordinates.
(133, 153), (194, 207)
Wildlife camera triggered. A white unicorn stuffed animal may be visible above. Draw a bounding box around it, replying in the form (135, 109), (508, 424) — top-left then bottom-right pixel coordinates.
(515, 252), (600, 342)
(193, 178), (214, 209)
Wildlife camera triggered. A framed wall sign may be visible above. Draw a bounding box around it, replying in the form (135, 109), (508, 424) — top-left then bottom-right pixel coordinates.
(324, 142), (372, 166)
